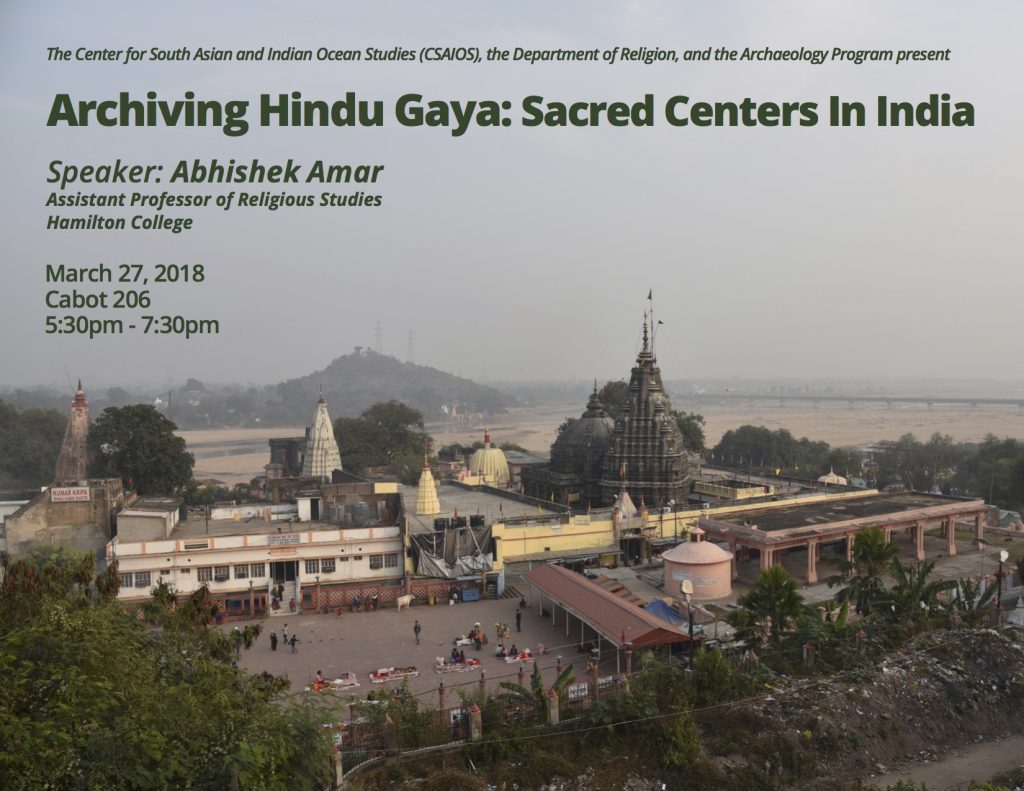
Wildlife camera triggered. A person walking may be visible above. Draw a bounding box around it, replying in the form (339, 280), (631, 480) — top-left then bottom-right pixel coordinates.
(289, 635), (298, 653)
(413, 619), (422, 644)
(515, 609), (522, 632)
(282, 623), (289, 642)
(270, 631), (278, 651)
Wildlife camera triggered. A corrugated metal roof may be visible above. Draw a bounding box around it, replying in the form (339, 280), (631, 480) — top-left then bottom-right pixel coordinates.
(523, 563), (688, 648)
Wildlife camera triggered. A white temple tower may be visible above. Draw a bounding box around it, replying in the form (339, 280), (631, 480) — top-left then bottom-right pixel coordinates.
(301, 392), (342, 479)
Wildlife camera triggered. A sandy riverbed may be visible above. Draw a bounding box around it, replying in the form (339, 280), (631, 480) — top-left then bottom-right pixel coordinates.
(181, 402), (1024, 485)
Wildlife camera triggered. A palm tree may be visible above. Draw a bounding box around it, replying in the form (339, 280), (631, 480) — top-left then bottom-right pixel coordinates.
(888, 558), (956, 625)
(951, 577), (996, 626)
(729, 565), (804, 646)
(826, 526), (900, 616)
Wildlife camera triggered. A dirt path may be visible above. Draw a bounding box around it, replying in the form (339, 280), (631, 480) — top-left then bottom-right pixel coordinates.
(869, 734), (1024, 790)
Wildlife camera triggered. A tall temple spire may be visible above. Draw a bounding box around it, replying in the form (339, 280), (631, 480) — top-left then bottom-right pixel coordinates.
(415, 452), (441, 515)
(301, 393), (342, 479)
(600, 307), (691, 506)
(55, 380), (90, 483)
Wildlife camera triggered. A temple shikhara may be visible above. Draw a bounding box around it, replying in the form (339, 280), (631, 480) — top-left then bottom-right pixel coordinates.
(523, 315), (692, 508)
(301, 390), (342, 479)
(54, 380), (90, 483)
(599, 316), (692, 507)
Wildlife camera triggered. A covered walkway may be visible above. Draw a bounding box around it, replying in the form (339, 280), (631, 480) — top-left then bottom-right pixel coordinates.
(522, 563), (688, 673)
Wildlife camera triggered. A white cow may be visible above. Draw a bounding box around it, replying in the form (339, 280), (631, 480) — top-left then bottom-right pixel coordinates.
(396, 594), (415, 611)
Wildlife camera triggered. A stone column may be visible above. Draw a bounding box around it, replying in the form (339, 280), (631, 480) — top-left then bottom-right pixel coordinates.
(759, 548), (773, 571)
(946, 516), (957, 556)
(545, 688), (560, 725)
(469, 704), (483, 741)
(845, 533), (856, 562)
(975, 512), (985, 550)
(806, 539), (818, 584)
(729, 540), (738, 580)
(914, 522), (925, 561)
(624, 642), (633, 675)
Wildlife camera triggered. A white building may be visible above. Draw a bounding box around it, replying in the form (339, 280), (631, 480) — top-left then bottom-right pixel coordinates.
(107, 482), (407, 615)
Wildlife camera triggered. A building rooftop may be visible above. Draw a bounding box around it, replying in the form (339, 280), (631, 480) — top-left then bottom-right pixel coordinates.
(714, 492), (979, 534)
(400, 482), (563, 534)
(166, 515), (401, 541)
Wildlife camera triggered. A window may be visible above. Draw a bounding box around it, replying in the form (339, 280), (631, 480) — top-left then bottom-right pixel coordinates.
(369, 554), (383, 570)
(160, 569), (171, 576)
(214, 566), (229, 582)
(384, 553), (399, 569)
(305, 559), (320, 574)
(249, 563), (265, 578)
(179, 568), (191, 574)
(134, 571), (151, 588)
(352, 555), (363, 561)
(321, 558), (336, 573)
(234, 564), (249, 579)
(338, 556), (350, 562)
(119, 572), (133, 588)
(197, 567), (212, 583)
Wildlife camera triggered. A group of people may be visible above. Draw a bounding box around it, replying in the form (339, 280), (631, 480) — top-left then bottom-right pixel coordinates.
(494, 643), (519, 659)
(448, 647), (468, 664)
(269, 623), (299, 653)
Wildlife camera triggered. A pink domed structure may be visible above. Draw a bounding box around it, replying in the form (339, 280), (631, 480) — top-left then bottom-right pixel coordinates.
(662, 532), (733, 600)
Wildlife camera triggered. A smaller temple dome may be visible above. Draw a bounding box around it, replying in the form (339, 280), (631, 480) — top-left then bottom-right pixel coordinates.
(662, 540), (733, 565)
(469, 429), (510, 484)
(549, 384), (615, 479)
(817, 468), (847, 486)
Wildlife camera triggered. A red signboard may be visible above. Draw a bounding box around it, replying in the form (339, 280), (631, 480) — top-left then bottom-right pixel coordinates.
(50, 486), (90, 503)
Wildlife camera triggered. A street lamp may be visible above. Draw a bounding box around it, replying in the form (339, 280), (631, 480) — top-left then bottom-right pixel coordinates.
(977, 539), (1009, 624)
(680, 579), (695, 670)
(997, 549), (1009, 624)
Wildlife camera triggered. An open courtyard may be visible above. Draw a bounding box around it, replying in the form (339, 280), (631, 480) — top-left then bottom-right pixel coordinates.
(226, 593), (630, 708)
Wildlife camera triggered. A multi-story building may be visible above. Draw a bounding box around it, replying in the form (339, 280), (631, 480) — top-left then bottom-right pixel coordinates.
(107, 481), (407, 614)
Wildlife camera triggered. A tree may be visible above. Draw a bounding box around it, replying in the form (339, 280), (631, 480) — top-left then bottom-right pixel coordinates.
(88, 404), (194, 494)
(889, 559), (956, 624)
(599, 380), (629, 419)
(875, 432), (962, 493)
(729, 565), (804, 646)
(0, 401), (66, 488)
(334, 400), (431, 484)
(673, 410), (705, 454)
(0, 548), (333, 790)
(827, 526), (899, 617)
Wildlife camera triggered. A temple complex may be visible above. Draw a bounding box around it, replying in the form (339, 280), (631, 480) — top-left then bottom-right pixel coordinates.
(54, 381), (90, 483)
(300, 392), (342, 480)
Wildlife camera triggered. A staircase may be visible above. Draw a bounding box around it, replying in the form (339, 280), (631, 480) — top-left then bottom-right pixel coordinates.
(269, 580), (300, 616)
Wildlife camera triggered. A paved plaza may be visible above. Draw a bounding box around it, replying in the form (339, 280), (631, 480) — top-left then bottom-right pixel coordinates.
(227, 594), (623, 707)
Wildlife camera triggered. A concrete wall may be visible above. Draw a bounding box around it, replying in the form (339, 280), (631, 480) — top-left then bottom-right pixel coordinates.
(664, 558), (732, 600)
(117, 512), (173, 542)
(3, 480), (124, 557)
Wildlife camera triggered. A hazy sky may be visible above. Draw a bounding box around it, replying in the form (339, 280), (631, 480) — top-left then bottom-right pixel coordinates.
(2, 1), (1021, 390)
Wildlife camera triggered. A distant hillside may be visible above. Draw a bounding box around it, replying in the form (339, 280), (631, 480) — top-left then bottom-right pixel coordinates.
(269, 349), (515, 423)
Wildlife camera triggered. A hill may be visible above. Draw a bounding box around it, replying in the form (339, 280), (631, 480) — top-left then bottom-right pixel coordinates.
(268, 348), (515, 424)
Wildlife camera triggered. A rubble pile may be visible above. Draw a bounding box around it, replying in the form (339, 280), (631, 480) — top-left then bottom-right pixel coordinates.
(709, 629), (1024, 785)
